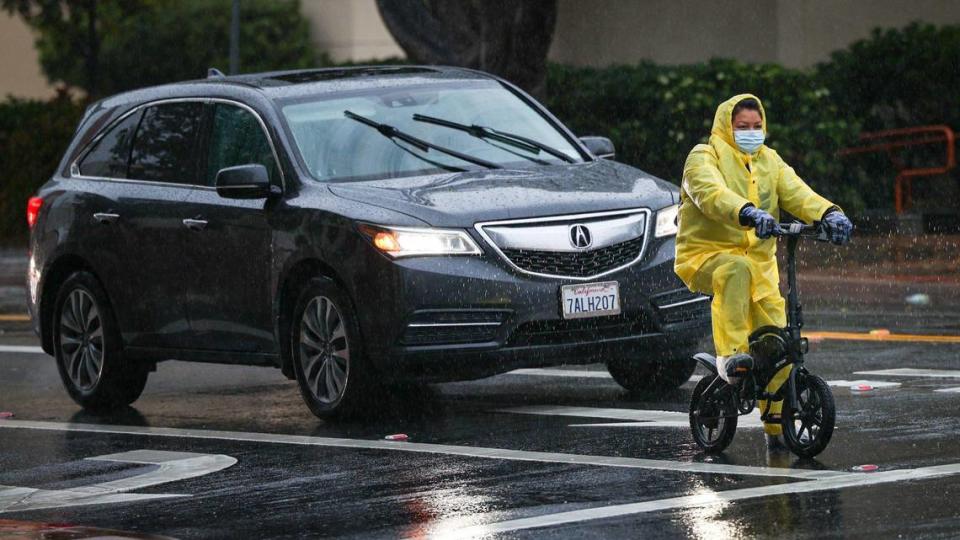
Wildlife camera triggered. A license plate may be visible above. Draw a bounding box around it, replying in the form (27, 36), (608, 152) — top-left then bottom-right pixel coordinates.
(560, 281), (621, 319)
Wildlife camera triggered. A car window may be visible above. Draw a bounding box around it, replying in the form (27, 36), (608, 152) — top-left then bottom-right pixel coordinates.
(204, 103), (279, 186)
(78, 110), (142, 178)
(128, 102), (204, 185)
(280, 81), (584, 183)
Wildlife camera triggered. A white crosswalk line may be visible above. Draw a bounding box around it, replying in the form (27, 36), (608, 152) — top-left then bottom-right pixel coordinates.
(0, 418), (834, 480)
(934, 387), (960, 393)
(854, 368), (960, 379)
(498, 405), (763, 428)
(0, 345), (45, 354)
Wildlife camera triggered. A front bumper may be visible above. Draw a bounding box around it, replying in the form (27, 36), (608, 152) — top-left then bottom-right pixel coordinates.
(347, 235), (710, 382)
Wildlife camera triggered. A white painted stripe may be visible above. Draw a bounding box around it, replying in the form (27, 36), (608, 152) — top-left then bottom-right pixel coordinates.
(498, 405), (763, 428)
(507, 368), (613, 379)
(934, 387), (960, 393)
(0, 419), (838, 480)
(505, 369), (703, 384)
(0, 345), (44, 354)
(854, 368), (960, 379)
(435, 463), (960, 538)
(826, 379), (902, 389)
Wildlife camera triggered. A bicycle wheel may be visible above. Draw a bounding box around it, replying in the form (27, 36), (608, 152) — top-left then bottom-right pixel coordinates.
(781, 372), (835, 458)
(689, 375), (738, 453)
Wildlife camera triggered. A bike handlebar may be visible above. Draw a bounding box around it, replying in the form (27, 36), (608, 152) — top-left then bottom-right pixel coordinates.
(774, 221), (830, 242)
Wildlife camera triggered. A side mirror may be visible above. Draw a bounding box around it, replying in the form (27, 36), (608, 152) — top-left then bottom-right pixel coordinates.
(215, 164), (276, 199)
(580, 136), (615, 160)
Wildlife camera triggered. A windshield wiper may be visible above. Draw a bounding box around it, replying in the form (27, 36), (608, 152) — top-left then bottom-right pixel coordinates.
(412, 113), (577, 164)
(343, 110), (500, 170)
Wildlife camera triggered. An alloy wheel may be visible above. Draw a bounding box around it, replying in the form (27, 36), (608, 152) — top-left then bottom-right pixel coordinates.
(59, 289), (104, 391)
(299, 296), (350, 404)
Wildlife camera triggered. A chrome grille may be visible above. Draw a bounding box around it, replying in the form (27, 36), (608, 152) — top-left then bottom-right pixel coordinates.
(475, 208), (650, 279)
(501, 236), (644, 278)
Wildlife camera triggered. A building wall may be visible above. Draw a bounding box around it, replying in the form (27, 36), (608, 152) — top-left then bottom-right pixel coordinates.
(300, 0), (403, 62)
(549, 0), (960, 68)
(0, 13), (54, 99)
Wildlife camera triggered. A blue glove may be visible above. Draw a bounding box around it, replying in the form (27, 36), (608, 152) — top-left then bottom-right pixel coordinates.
(739, 205), (783, 239)
(822, 210), (853, 245)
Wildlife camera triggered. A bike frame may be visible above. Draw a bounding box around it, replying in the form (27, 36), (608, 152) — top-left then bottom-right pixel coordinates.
(698, 222), (823, 421)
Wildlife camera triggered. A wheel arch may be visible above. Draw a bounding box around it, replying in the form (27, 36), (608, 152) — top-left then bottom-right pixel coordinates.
(39, 254), (101, 355)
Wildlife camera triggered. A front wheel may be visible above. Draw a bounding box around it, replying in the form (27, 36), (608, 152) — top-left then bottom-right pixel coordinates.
(781, 372), (835, 458)
(689, 375), (738, 453)
(291, 278), (373, 420)
(607, 356), (696, 393)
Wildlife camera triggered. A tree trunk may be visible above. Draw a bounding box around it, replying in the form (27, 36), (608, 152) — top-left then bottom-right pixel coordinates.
(375, 0), (557, 98)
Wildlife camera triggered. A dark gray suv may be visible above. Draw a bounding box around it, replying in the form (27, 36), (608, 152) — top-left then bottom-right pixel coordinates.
(26, 66), (709, 418)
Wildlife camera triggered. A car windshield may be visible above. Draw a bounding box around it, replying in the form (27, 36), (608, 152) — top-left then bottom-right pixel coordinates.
(280, 81), (584, 182)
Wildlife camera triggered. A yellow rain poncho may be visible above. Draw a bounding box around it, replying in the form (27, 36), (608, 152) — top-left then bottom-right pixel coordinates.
(675, 94), (837, 436)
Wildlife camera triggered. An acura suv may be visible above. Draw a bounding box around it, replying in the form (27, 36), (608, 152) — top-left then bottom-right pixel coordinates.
(26, 66), (710, 418)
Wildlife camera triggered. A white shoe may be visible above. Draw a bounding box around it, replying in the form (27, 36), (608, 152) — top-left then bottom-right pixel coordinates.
(716, 356), (735, 384)
(716, 353), (753, 385)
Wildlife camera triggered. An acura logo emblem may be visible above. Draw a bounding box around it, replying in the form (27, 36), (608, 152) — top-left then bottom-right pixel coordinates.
(569, 224), (592, 249)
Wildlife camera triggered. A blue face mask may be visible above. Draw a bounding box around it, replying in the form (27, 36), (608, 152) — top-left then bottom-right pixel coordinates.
(734, 129), (765, 154)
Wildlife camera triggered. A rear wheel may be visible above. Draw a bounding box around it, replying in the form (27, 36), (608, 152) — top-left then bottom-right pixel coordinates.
(607, 356), (696, 393)
(689, 375), (738, 453)
(291, 278), (373, 420)
(781, 372), (835, 458)
(53, 271), (148, 410)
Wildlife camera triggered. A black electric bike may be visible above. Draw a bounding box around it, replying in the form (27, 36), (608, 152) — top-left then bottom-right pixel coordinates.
(688, 221), (836, 458)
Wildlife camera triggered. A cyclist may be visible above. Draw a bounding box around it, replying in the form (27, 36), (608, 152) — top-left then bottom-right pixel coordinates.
(674, 94), (852, 444)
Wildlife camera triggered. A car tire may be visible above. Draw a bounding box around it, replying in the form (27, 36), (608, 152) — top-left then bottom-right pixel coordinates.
(53, 271), (149, 410)
(291, 278), (372, 420)
(606, 356), (697, 393)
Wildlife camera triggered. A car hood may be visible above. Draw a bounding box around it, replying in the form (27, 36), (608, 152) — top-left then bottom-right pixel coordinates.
(327, 160), (678, 227)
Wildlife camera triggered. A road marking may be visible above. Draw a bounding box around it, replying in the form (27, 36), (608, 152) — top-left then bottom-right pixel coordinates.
(0, 315), (29, 322)
(507, 368), (613, 379)
(0, 345), (44, 354)
(934, 387), (960, 393)
(498, 405), (763, 429)
(0, 419), (838, 480)
(435, 462), (960, 538)
(854, 368), (960, 379)
(806, 331), (960, 344)
(0, 450), (235, 513)
(506, 369), (703, 384)
(826, 379), (901, 389)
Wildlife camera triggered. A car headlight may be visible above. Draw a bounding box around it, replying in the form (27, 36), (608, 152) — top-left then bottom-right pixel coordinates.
(359, 224), (482, 258)
(655, 204), (679, 238)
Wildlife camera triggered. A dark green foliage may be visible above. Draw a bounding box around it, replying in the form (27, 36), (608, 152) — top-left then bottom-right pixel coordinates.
(0, 95), (84, 245)
(818, 23), (960, 131)
(6, 0), (320, 97)
(93, 0), (320, 95)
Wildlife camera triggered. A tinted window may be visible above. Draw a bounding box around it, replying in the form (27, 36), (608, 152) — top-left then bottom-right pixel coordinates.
(128, 103), (204, 184)
(79, 110), (142, 178)
(205, 104), (279, 186)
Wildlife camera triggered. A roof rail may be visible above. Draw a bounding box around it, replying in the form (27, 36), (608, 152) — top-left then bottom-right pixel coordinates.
(207, 68), (226, 79)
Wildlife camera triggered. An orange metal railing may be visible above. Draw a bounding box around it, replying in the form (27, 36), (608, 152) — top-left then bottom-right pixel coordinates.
(840, 125), (956, 214)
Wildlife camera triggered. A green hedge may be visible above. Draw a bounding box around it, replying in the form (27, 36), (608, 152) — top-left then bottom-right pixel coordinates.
(0, 95), (84, 245)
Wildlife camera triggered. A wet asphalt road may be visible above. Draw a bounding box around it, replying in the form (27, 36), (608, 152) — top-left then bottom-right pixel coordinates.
(2, 306), (960, 539)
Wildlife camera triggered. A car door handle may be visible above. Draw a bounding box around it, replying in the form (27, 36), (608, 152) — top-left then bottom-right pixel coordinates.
(182, 218), (208, 232)
(92, 212), (119, 224)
